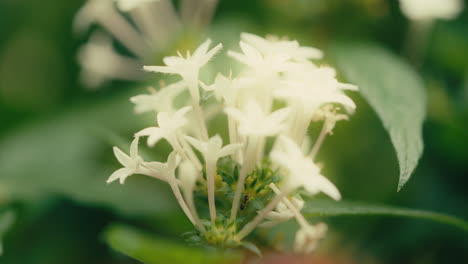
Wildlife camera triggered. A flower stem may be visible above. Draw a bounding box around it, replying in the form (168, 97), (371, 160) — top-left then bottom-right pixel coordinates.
(230, 136), (258, 222)
(192, 101), (209, 141)
(270, 184), (308, 228)
(206, 160), (217, 223)
(167, 175), (196, 227)
(309, 120), (328, 160)
(237, 191), (287, 240)
(183, 185), (206, 233)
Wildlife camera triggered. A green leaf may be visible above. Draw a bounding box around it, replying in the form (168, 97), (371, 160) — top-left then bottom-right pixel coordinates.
(332, 43), (426, 190)
(103, 224), (242, 264)
(303, 199), (468, 232)
(0, 211), (15, 256)
(0, 92), (176, 217)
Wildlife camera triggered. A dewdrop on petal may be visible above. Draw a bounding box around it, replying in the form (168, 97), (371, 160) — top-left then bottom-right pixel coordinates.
(107, 33), (357, 253)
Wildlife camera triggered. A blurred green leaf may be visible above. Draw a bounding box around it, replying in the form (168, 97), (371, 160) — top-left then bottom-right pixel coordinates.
(304, 199), (468, 232)
(332, 43), (426, 190)
(103, 224), (242, 264)
(0, 92), (176, 217)
(0, 211), (15, 256)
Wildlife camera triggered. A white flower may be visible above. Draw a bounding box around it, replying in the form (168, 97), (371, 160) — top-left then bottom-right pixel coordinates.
(240, 32), (323, 61)
(399, 0), (463, 21)
(114, 0), (160, 11)
(228, 41), (290, 76)
(294, 223), (328, 254)
(185, 135), (242, 164)
(225, 101), (290, 137)
(136, 106), (191, 147)
(259, 197), (304, 228)
(270, 136), (341, 200)
(278, 66), (357, 115)
(130, 81), (186, 114)
(177, 159), (199, 194)
(107, 137), (154, 184)
(185, 135), (242, 221)
(144, 39), (223, 102)
(312, 105), (349, 134)
(78, 32), (143, 88)
(200, 73), (254, 106)
(145, 151), (180, 180)
(74, 0), (114, 34)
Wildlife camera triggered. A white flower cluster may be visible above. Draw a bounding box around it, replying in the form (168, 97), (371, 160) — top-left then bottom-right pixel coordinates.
(73, 0), (218, 88)
(399, 0), (464, 21)
(108, 33), (358, 252)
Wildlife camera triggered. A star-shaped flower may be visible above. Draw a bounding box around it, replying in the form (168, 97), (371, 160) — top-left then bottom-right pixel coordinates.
(144, 39), (223, 102)
(107, 137), (154, 184)
(270, 136), (341, 200)
(225, 101), (290, 137)
(200, 73), (254, 107)
(185, 135), (242, 164)
(136, 106), (191, 147)
(277, 66), (357, 115)
(185, 135), (242, 221)
(228, 41), (290, 76)
(144, 151), (180, 180)
(130, 81), (186, 114)
(240, 32), (323, 62)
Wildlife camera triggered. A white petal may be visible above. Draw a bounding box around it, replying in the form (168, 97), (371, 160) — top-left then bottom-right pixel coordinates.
(136, 127), (165, 147)
(192, 39), (212, 60)
(199, 43), (223, 66)
(115, 0), (160, 12)
(107, 167), (132, 184)
(185, 136), (206, 154)
(130, 137), (140, 158)
(312, 175), (341, 201)
(143, 65), (176, 74)
(166, 151), (180, 172)
(219, 143), (243, 158)
(113, 147), (133, 168)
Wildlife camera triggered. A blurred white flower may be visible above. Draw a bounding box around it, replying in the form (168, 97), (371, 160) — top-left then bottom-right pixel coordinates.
(399, 0), (464, 21)
(259, 197), (304, 228)
(74, 0), (218, 88)
(115, 0), (160, 11)
(77, 32), (144, 89)
(294, 223), (328, 254)
(271, 136), (341, 200)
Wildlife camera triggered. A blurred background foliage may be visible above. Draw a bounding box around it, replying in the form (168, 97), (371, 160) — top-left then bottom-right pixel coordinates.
(0, 0), (467, 263)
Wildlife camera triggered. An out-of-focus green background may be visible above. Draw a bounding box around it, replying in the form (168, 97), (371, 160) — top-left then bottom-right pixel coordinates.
(0, 0), (467, 263)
